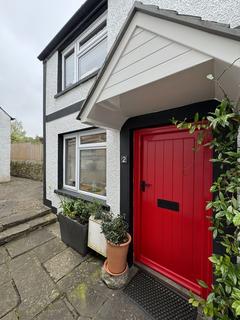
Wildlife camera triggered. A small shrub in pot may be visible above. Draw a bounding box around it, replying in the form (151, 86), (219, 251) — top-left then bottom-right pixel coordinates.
(101, 214), (131, 275)
(59, 198), (91, 256)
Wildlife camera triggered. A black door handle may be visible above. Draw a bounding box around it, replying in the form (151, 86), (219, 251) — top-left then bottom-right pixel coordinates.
(140, 180), (151, 192)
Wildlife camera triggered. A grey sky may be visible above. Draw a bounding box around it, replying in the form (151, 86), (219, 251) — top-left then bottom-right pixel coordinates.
(0, 0), (85, 137)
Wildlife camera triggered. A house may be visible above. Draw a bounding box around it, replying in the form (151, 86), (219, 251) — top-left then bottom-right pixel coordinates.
(38, 0), (240, 299)
(0, 107), (14, 183)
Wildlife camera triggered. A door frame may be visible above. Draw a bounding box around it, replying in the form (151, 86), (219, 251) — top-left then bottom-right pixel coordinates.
(133, 125), (213, 297)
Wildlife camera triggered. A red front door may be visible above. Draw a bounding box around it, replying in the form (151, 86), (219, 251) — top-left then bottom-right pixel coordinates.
(134, 126), (212, 297)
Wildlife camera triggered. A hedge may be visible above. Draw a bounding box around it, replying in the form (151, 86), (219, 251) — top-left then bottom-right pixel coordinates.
(11, 160), (43, 181)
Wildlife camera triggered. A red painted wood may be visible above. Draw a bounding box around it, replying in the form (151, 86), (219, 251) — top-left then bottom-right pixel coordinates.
(133, 126), (212, 298)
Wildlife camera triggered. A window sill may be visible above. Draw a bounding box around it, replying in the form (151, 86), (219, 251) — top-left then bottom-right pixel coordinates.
(54, 69), (99, 99)
(54, 188), (109, 210)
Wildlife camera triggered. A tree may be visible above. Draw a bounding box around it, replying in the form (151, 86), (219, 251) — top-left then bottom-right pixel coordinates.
(11, 120), (26, 143)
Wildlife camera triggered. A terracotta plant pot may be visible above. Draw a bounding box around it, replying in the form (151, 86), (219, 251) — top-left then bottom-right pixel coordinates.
(106, 233), (131, 275)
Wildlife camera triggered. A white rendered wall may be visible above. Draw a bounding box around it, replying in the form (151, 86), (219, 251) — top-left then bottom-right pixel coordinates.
(107, 0), (240, 49)
(45, 52), (95, 115)
(0, 111), (11, 182)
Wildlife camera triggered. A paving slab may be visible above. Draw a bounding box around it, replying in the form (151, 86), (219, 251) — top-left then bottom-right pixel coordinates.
(45, 221), (61, 238)
(0, 177), (43, 219)
(35, 299), (75, 320)
(44, 247), (85, 282)
(0, 209), (50, 230)
(10, 255), (60, 320)
(67, 285), (107, 318)
(0, 281), (20, 318)
(0, 310), (19, 320)
(0, 263), (11, 285)
(6, 228), (55, 258)
(30, 237), (67, 263)
(57, 256), (103, 293)
(0, 247), (9, 265)
(57, 257), (116, 297)
(94, 292), (149, 320)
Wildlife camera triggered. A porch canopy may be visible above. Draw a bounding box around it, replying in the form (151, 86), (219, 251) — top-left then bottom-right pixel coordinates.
(77, 1), (240, 129)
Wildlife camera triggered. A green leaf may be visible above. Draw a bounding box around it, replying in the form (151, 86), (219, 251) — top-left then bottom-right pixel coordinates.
(197, 279), (208, 289)
(194, 112), (199, 122)
(233, 213), (240, 226)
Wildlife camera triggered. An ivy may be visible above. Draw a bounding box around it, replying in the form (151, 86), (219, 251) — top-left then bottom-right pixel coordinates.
(173, 77), (240, 319)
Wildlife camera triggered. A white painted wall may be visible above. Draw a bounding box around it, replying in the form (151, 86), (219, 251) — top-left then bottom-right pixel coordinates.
(107, 0), (240, 48)
(105, 0), (240, 214)
(0, 110), (11, 182)
(45, 0), (240, 214)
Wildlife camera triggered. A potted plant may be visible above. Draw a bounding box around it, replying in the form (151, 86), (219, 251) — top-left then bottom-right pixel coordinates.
(88, 201), (107, 257)
(101, 214), (131, 275)
(59, 198), (91, 256)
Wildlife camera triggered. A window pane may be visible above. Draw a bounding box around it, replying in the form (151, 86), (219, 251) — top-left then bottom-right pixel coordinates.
(64, 51), (74, 88)
(79, 149), (106, 196)
(78, 37), (107, 79)
(65, 138), (76, 187)
(80, 132), (106, 144)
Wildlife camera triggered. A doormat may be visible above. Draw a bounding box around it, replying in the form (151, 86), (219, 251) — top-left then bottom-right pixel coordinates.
(123, 271), (197, 320)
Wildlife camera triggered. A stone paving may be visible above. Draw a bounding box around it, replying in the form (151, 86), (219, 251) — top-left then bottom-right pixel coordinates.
(0, 223), (150, 320)
(0, 177), (45, 221)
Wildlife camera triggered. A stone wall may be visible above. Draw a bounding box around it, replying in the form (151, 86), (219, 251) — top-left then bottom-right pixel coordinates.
(11, 160), (43, 181)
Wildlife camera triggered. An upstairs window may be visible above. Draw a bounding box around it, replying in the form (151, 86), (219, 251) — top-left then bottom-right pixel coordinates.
(62, 24), (107, 90)
(64, 49), (75, 88)
(78, 31), (107, 80)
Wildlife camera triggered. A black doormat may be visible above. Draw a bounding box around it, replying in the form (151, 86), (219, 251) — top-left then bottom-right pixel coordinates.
(123, 271), (197, 320)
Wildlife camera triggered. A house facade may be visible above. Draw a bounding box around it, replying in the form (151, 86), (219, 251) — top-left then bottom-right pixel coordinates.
(0, 107), (14, 183)
(38, 0), (240, 298)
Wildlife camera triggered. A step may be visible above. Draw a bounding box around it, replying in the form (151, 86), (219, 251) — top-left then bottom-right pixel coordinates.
(0, 213), (57, 245)
(0, 206), (51, 231)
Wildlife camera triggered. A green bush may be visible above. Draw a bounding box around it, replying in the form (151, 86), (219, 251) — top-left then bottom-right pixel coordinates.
(60, 198), (91, 225)
(101, 213), (128, 245)
(88, 201), (104, 220)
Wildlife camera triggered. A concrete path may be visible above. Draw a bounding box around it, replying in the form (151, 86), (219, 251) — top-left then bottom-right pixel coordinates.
(0, 223), (150, 320)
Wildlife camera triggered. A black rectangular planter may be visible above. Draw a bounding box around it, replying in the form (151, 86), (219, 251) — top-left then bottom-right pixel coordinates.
(58, 212), (89, 256)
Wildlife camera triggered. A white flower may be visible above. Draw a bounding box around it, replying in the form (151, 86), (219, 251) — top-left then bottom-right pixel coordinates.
(206, 74), (214, 80)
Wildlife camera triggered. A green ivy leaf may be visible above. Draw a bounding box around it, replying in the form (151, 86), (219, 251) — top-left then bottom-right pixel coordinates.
(197, 280), (208, 288)
(233, 213), (240, 226)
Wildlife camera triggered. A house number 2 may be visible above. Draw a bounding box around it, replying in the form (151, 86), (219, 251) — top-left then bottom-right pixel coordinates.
(121, 155), (128, 164)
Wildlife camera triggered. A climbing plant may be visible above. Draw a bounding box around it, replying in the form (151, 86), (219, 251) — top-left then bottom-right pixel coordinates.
(173, 73), (240, 319)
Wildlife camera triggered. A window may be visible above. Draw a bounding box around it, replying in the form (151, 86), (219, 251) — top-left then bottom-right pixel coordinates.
(63, 130), (106, 199)
(65, 137), (76, 187)
(62, 24), (107, 90)
(64, 49), (75, 88)
(78, 34), (107, 80)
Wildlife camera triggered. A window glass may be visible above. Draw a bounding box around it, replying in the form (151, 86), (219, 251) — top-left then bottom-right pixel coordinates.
(65, 138), (76, 187)
(80, 132), (106, 144)
(78, 37), (107, 79)
(79, 149), (106, 196)
(64, 50), (74, 88)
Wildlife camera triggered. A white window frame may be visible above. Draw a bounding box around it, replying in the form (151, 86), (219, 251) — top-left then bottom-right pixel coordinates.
(61, 11), (107, 90)
(77, 28), (107, 80)
(63, 129), (107, 200)
(62, 47), (77, 89)
(63, 134), (78, 191)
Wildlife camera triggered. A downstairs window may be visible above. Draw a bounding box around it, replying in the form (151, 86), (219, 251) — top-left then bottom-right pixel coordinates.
(63, 130), (106, 199)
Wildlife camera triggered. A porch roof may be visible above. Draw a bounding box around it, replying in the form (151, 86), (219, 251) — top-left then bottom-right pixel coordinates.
(77, 1), (240, 129)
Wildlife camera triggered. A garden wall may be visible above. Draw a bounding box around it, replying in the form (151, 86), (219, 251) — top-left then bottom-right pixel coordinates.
(11, 160), (43, 181)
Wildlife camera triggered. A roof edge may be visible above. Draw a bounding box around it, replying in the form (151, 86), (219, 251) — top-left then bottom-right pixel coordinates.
(0, 107), (15, 120)
(38, 0), (107, 61)
(77, 1), (240, 121)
